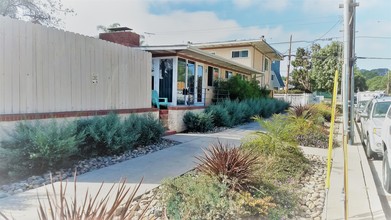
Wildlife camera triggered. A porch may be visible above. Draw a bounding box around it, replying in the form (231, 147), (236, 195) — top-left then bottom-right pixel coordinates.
(144, 45), (263, 108)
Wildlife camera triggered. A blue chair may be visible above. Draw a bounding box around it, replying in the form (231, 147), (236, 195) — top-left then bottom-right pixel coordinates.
(152, 90), (169, 109)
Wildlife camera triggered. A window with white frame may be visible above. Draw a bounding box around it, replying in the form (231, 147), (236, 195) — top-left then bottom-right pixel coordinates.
(264, 58), (269, 71)
(232, 50), (249, 58)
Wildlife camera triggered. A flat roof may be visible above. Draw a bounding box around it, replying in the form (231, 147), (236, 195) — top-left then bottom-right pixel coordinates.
(194, 39), (283, 60)
(107, 27), (133, 32)
(141, 45), (264, 76)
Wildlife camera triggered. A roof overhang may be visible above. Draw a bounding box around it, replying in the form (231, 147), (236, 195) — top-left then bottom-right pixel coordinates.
(194, 39), (283, 60)
(141, 45), (264, 75)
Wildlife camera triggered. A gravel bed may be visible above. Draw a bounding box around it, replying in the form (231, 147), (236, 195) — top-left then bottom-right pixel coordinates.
(0, 138), (180, 199)
(124, 154), (329, 220)
(293, 155), (328, 220)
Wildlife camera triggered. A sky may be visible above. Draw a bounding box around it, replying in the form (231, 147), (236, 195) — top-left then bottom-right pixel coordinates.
(59, 0), (391, 76)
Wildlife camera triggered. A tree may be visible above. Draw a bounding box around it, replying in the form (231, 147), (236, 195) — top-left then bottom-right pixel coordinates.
(367, 75), (387, 91)
(353, 67), (368, 92)
(310, 41), (342, 93)
(361, 69), (379, 80)
(0, 0), (74, 27)
(291, 47), (312, 92)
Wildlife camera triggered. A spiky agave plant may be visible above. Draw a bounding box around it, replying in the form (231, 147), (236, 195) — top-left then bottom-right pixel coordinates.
(37, 173), (153, 220)
(195, 141), (259, 191)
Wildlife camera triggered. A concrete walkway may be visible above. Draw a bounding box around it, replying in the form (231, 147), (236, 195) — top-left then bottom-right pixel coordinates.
(0, 122), (260, 219)
(323, 122), (384, 219)
(0, 121), (384, 219)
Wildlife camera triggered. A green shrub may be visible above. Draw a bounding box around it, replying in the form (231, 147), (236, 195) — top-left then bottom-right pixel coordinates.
(237, 101), (253, 123)
(133, 114), (165, 146)
(244, 99), (263, 117)
(1, 120), (83, 175)
(183, 111), (214, 132)
(160, 173), (242, 220)
(205, 105), (232, 127)
(204, 98), (289, 129)
(221, 99), (244, 126)
(253, 115), (299, 145)
(243, 116), (310, 183)
(120, 115), (142, 148)
(77, 113), (124, 156)
(253, 182), (298, 219)
(274, 99), (290, 114)
(214, 76), (271, 101)
(78, 113), (165, 156)
(237, 192), (277, 217)
(260, 99), (277, 118)
(312, 103), (332, 122)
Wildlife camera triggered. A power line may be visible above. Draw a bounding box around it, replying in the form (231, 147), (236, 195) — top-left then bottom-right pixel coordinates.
(269, 35), (391, 45)
(149, 18), (340, 35)
(314, 19), (342, 43)
(356, 36), (391, 39)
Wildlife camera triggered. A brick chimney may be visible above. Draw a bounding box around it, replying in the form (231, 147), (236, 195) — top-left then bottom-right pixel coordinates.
(99, 27), (140, 47)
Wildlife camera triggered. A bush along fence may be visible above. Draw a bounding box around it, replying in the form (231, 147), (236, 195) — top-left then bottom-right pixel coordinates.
(0, 113), (164, 180)
(183, 98), (290, 132)
(213, 76), (272, 101)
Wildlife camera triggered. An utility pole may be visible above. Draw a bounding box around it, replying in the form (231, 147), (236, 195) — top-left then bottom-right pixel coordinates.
(285, 35), (292, 94)
(349, 0), (358, 144)
(388, 71), (390, 94)
(342, 0), (352, 218)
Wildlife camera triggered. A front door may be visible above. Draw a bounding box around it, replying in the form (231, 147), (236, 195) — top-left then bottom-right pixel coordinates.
(159, 59), (173, 102)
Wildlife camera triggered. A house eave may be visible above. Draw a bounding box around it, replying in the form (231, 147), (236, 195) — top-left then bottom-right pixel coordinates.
(194, 39), (283, 61)
(141, 45), (264, 76)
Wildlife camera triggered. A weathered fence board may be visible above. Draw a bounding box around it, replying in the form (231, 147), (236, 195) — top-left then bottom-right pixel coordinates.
(0, 16), (152, 115)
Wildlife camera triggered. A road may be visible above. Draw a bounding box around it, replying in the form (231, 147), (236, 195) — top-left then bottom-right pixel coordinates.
(356, 122), (391, 219)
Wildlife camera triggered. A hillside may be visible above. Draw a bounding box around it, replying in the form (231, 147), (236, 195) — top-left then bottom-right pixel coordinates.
(361, 68), (389, 79)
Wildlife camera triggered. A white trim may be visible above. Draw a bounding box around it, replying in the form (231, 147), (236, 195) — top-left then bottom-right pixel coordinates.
(173, 57), (178, 106)
(142, 45), (263, 75)
(152, 56), (177, 106)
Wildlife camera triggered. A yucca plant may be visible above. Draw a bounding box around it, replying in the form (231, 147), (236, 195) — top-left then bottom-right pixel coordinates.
(196, 141), (259, 191)
(36, 173), (152, 220)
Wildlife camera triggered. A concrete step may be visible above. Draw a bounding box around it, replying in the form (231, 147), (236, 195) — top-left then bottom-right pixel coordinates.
(164, 130), (176, 136)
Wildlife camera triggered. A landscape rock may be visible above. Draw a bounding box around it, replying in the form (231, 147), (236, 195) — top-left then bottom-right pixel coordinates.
(0, 138), (180, 198)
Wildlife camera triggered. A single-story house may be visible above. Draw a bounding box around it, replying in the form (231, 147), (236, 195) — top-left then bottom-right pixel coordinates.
(142, 45), (264, 107)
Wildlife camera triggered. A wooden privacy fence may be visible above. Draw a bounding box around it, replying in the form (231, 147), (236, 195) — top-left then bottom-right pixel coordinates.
(0, 16), (152, 115)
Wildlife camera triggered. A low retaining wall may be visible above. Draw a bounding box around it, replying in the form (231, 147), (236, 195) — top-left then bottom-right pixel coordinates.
(167, 106), (206, 132)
